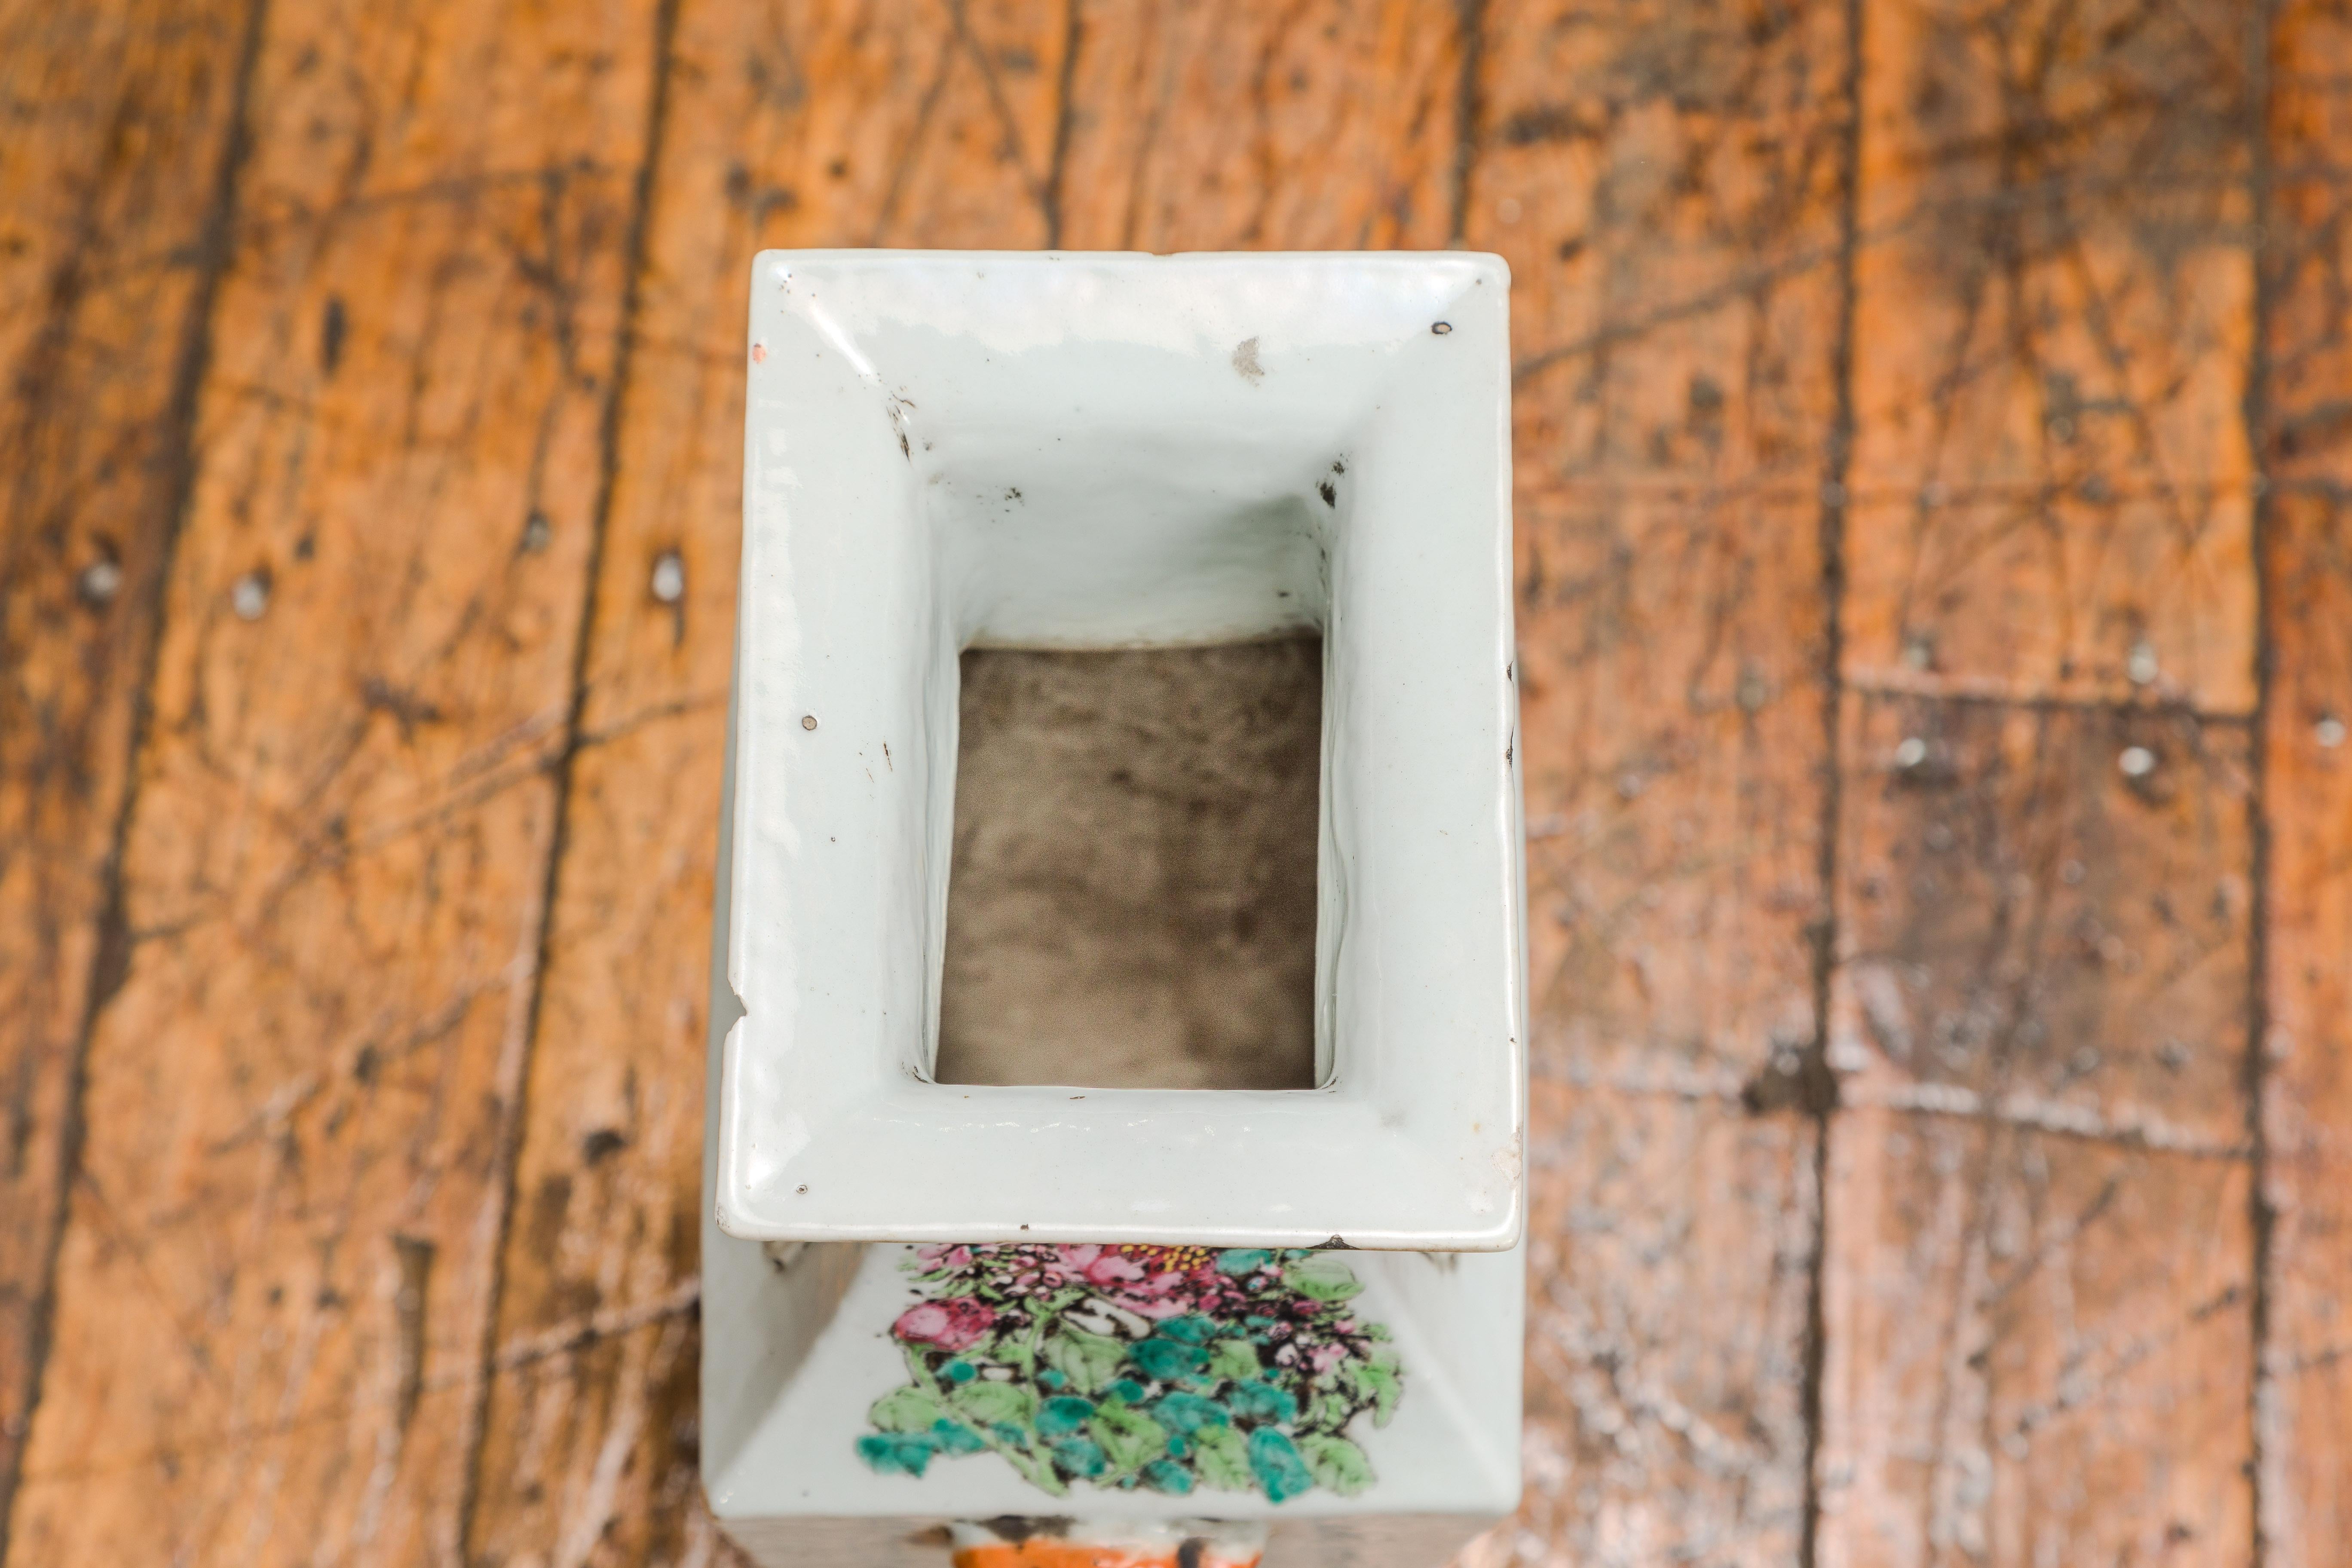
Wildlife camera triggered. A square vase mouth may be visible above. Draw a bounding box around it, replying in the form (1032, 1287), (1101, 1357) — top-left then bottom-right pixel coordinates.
(717, 251), (1525, 1251)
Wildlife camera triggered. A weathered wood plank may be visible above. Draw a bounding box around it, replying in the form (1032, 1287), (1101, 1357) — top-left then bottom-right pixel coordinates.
(1845, 0), (2258, 710)
(1831, 694), (2255, 1146)
(1469, 0), (1853, 1556)
(1817, 1110), (2254, 1567)
(1817, 2), (2266, 1558)
(1053, 0), (1459, 251)
(2256, 490), (2352, 1568)
(0, 0), (259, 1533)
(2259, 6), (2352, 1537)
(465, 1), (1075, 1560)
(1509, 1078), (1816, 1566)
(4, 0), (664, 1560)
(1819, 698), (2261, 1561)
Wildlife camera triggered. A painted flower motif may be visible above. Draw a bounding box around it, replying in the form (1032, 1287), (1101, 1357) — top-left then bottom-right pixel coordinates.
(892, 1295), (997, 1351)
(858, 1244), (1402, 1504)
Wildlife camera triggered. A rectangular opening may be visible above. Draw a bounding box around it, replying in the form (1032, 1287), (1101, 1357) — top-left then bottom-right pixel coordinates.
(934, 637), (1322, 1090)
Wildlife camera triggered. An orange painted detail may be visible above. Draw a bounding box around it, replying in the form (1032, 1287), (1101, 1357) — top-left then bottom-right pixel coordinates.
(951, 1543), (1262, 1568)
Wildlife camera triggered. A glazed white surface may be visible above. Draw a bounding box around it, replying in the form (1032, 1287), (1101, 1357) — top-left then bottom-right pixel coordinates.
(718, 251), (1526, 1251)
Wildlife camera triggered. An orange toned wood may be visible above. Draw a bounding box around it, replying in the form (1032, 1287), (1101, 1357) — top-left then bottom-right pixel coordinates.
(1477, 0), (1847, 1089)
(1820, 696), (2262, 1561)
(1818, 1109), (2254, 1567)
(0, 0), (260, 1531)
(0, 0), (2323, 1562)
(2, 0), (663, 1561)
(466, 2), (1078, 1561)
(1463, 0), (1851, 1558)
(1052, 0), (1461, 251)
(2267, 0), (2352, 496)
(2262, 11), (2352, 1562)
(1831, 695), (2254, 1145)
(1845, 0), (2257, 709)
(1816, 0), (2269, 1558)
(2257, 496), (2352, 1563)
(1514, 1078), (1816, 1560)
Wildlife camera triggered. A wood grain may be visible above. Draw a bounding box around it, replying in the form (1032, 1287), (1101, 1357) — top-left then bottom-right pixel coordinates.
(1845, 0), (2257, 710)
(2256, 491), (2352, 1568)
(1832, 694), (2254, 1146)
(3, 0), (2339, 1561)
(1819, 696), (2261, 1565)
(1818, 0), (2267, 1559)
(1818, 1110), (2253, 1568)
(2260, 4), (2352, 1554)
(466, 2), (1076, 1562)
(1510, 1077), (1817, 1566)
(0, 0), (259, 1533)
(1467, 0), (1853, 1557)
(4, 0), (664, 1559)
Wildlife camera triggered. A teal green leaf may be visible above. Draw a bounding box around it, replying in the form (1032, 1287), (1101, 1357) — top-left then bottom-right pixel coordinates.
(949, 1381), (1037, 1430)
(1037, 1394), (1096, 1436)
(941, 1359), (978, 1385)
(1156, 1314), (1219, 1345)
(1296, 1432), (1375, 1496)
(1150, 1390), (1229, 1435)
(931, 1419), (988, 1457)
(856, 1431), (940, 1476)
(868, 1386), (949, 1435)
(1225, 1379), (1298, 1426)
(1142, 1458), (1196, 1495)
(1282, 1253), (1366, 1303)
(1089, 1403), (1170, 1477)
(1216, 1248), (1273, 1276)
(1128, 1337), (1208, 1381)
(1048, 1434), (1108, 1479)
(1191, 1424), (1254, 1492)
(1248, 1427), (1315, 1503)
(1042, 1326), (1128, 1395)
(1205, 1338), (1263, 1383)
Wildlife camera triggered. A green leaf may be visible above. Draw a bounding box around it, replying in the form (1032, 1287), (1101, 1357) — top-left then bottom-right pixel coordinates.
(1190, 1424), (1255, 1492)
(1282, 1253), (1366, 1304)
(1225, 1378), (1298, 1426)
(1042, 1326), (1128, 1395)
(1216, 1248), (1274, 1276)
(1205, 1338), (1263, 1383)
(1156, 1314), (1220, 1345)
(1150, 1391), (1229, 1435)
(1141, 1458), (1197, 1495)
(1128, 1337), (1209, 1381)
(1248, 1427), (1316, 1502)
(1357, 1360), (1402, 1426)
(949, 1380), (1037, 1430)
(1048, 1434), (1108, 1479)
(932, 1419), (989, 1457)
(856, 1431), (940, 1476)
(1088, 1403), (1170, 1478)
(1037, 1395), (1097, 1436)
(868, 1386), (949, 1435)
(1296, 1433), (1375, 1497)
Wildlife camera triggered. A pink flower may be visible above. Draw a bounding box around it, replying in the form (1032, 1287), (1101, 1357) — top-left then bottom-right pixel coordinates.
(1082, 1252), (1148, 1288)
(893, 1296), (996, 1351)
(1308, 1342), (1348, 1374)
(915, 1244), (974, 1271)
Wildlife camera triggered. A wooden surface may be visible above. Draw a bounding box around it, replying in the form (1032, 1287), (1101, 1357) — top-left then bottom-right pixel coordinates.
(0, 0), (2343, 1563)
